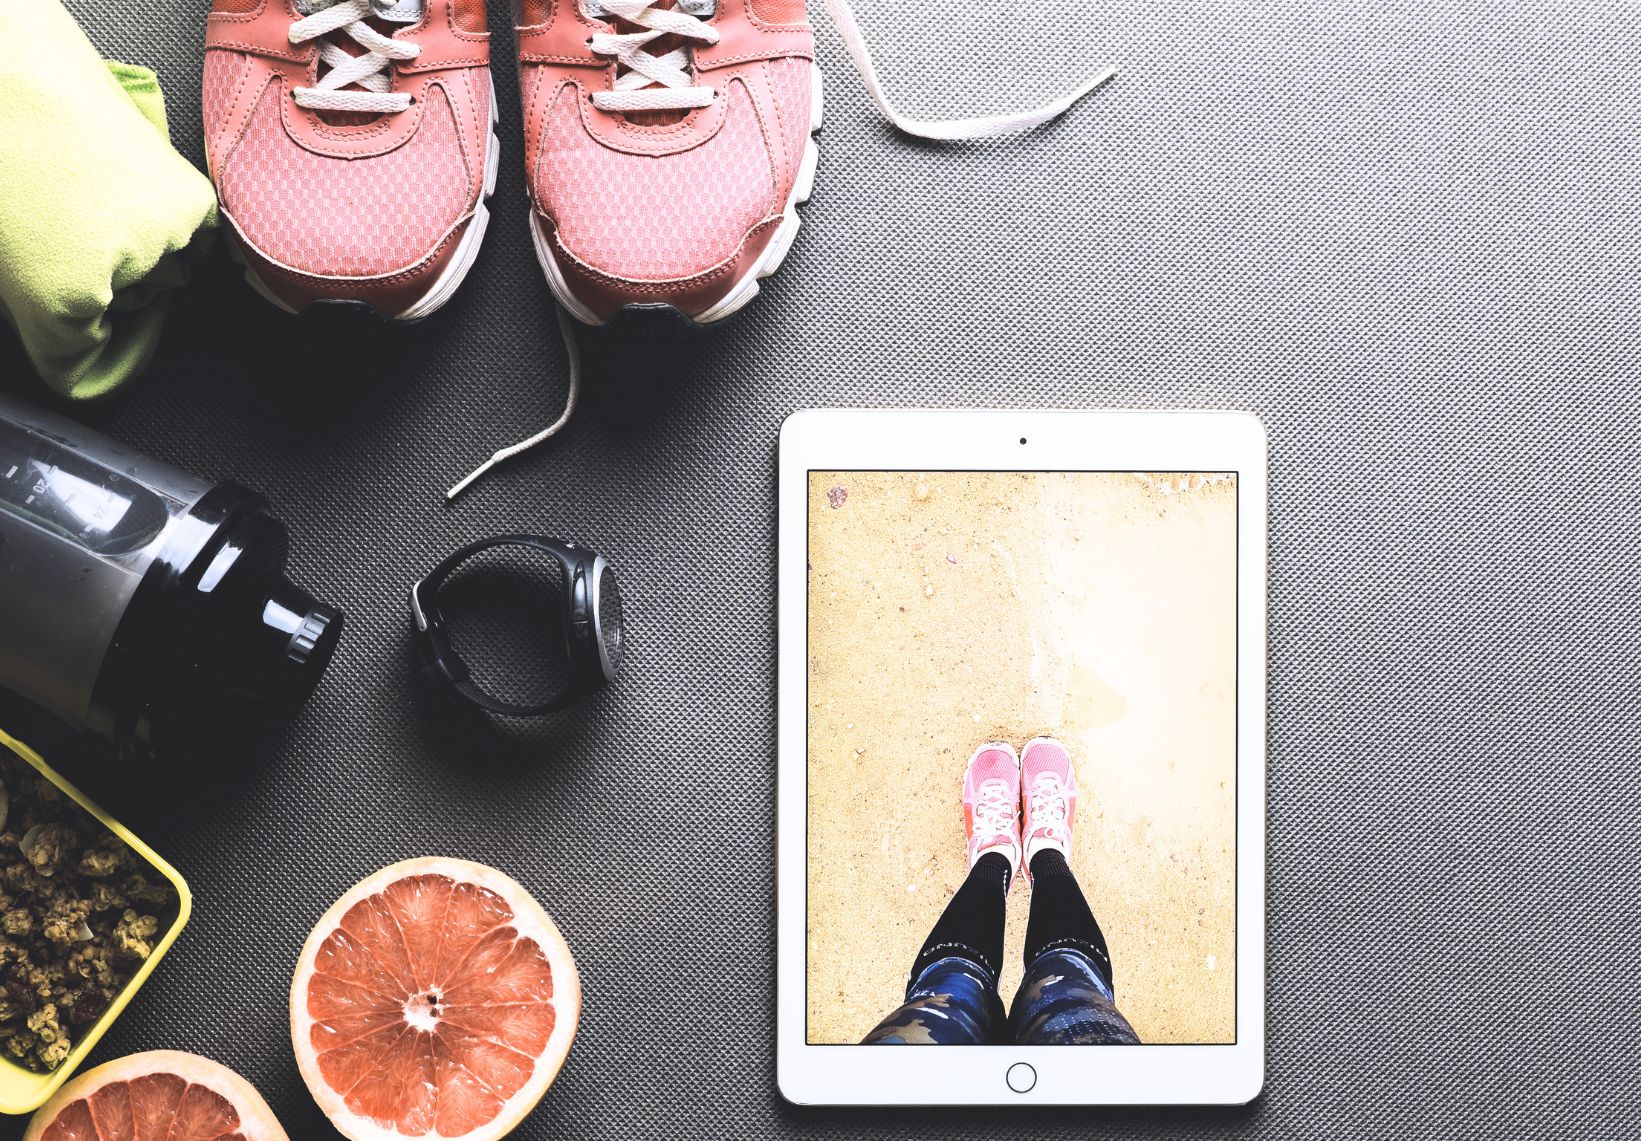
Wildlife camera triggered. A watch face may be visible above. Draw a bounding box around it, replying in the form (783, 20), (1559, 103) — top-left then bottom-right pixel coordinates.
(595, 562), (624, 679)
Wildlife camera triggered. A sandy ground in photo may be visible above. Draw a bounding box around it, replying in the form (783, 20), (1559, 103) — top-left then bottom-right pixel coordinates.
(805, 470), (1237, 1044)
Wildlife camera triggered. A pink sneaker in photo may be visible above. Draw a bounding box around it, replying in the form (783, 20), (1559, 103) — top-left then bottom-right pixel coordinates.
(1020, 735), (1078, 880)
(203, 0), (499, 320)
(961, 741), (1022, 879)
(515, 0), (820, 328)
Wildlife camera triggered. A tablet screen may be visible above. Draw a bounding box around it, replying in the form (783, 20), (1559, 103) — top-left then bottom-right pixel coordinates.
(806, 470), (1238, 1047)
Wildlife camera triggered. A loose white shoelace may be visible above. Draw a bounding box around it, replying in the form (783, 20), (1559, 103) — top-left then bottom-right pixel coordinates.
(823, 0), (1116, 140)
(448, 308), (584, 500)
(289, 0), (423, 114)
(971, 779), (1019, 847)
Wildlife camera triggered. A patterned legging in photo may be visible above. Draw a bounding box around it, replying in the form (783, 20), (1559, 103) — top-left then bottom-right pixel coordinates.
(862, 850), (1141, 1045)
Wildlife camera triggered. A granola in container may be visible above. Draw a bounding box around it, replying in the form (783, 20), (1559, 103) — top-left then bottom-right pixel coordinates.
(0, 750), (179, 1073)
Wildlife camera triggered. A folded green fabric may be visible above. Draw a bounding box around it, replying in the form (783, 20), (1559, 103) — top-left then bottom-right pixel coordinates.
(0, 1), (217, 400)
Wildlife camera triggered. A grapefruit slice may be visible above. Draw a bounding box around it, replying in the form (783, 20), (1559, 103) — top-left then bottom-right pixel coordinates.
(23, 1050), (288, 1141)
(289, 858), (580, 1141)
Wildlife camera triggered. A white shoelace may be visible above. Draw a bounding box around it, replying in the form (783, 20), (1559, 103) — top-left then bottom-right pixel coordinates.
(448, 308), (583, 500)
(971, 779), (1019, 847)
(1026, 774), (1070, 842)
(823, 0), (1116, 141)
(289, 0), (423, 114)
(446, 3), (1115, 499)
(589, 0), (721, 112)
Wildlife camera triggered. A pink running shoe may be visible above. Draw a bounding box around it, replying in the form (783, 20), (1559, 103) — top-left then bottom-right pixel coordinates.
(961, 742), (1022, 879)
(1020, 735), (1078, 879)
(203, 0), (499, 320)
(515, 0), (820, 327)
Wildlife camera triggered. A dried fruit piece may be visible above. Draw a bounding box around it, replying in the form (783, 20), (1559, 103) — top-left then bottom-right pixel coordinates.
(0, 751), (177, 1070)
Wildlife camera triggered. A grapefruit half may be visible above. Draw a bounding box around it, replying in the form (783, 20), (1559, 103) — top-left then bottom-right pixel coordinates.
(290, 858), (580, 1141)
(23, 1049), (289, 1141)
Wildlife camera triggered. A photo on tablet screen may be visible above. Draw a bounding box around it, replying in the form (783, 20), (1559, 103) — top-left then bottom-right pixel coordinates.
(806, 470), (1238, 1047)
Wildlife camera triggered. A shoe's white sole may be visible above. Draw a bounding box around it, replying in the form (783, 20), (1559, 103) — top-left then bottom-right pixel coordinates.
(234, 77), (501, 323)
(533, 61), (825, 328)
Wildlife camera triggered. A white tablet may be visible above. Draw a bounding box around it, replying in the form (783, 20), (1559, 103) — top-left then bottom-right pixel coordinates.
(776, 409), (1266, 1106)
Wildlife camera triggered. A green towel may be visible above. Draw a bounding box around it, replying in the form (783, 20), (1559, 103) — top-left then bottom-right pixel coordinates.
(0, 1), (217, 400)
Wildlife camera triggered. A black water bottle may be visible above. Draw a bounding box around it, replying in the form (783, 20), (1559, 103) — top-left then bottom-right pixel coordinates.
(0, 392), (342, 761)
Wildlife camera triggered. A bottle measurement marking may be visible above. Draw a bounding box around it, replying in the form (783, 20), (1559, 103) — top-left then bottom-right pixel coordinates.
(3, 465), (15, 479)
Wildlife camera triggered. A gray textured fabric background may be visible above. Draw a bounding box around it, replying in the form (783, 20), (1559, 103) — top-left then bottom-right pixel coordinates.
(0, 0), (1636, 1135)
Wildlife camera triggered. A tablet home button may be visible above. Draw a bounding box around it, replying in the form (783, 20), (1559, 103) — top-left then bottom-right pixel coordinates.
(1005, 1063), (1036, 1094)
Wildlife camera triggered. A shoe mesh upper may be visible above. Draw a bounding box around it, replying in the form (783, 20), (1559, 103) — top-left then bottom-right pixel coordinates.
(534, 78), (782, 282)
(201, 48), (249, 165)
(214, 82), (478, 279)
(764, 57), (812, 196)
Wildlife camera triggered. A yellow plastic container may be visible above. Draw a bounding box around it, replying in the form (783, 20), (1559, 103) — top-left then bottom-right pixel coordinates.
(0, 729), (191, 1114)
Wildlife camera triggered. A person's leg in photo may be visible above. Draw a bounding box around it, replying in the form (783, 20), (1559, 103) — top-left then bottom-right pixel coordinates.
(862, 742), (1022, 1044)
(1006, 737), (1141, 1045)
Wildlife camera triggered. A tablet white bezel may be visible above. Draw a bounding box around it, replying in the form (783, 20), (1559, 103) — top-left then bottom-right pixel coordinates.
(776, 409), (1266, 1107)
